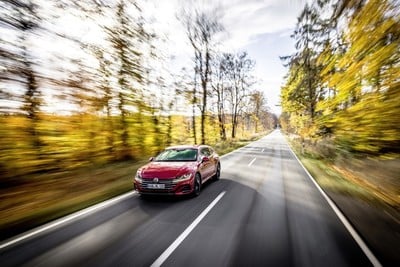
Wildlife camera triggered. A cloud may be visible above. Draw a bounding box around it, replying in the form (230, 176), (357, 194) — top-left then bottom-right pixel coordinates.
(144, 0), (305, 55)
(219, 0), (304, 50)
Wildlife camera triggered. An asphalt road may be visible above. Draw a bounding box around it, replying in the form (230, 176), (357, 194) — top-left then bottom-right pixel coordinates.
(0, 130), (380, 267)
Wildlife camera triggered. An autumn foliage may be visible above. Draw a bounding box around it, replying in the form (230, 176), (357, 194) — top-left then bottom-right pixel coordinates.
(280, 0), (400, 156)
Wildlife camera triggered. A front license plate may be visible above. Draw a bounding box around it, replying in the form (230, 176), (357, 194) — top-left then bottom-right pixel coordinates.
(148, 183), (165, 189)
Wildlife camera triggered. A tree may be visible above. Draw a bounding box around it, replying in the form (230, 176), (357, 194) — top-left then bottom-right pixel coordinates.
(280, 2), (330, 139)
(0, 0), (43, 150)
(211, 53), (230, 140)
(319, 0), (400, 153)
(281, 0), (400, 155)
(225, 52), (255, 138)
(91, 47), (115, 155)
(106, 0), (148, 159)
(249, 90), (267, 133)
(181, 7), (223, 144)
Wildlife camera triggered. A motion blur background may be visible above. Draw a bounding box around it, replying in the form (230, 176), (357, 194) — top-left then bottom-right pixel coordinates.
(0, 0), (399, 249)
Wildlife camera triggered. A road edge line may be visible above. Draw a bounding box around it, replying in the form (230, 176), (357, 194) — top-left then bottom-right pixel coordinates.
(286, 142), (382, 267)
(0, 191), (137, 250)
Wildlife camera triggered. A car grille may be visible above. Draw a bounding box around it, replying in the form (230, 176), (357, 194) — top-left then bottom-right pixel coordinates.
(141, 178), (175, 190)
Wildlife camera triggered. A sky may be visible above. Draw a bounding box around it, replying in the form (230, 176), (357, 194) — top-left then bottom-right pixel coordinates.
(144, 0), (309, 115)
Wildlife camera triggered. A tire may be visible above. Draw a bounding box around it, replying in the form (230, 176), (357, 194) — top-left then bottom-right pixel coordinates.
(193, 173), (201, 197)
(213, 163), (221, 181)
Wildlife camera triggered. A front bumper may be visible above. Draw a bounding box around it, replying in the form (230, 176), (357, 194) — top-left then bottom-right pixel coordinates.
(134, 178), (194, 195)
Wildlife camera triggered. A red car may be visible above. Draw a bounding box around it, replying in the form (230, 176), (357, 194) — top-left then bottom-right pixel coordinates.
(134, 145), (220, 196)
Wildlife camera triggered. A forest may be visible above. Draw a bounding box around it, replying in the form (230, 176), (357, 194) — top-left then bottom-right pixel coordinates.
(280, 0), (399, 157)
(0, 0), (277, 183)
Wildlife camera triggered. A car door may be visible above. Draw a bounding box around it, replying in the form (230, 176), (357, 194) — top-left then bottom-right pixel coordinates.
(208, 147), (218, 175)
(199, 147), (213, 179)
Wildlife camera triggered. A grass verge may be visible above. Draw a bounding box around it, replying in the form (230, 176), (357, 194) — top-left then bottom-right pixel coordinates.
(0, 161), (144, 240)
(288, 140), (399, 208)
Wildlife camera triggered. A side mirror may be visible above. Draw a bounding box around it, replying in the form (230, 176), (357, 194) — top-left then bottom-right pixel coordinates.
(149, 157), (154, 162)
(201, 156), (210, 163)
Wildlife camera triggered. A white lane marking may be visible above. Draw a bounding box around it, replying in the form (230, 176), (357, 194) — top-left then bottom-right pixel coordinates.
(0, 191), (137, 250)
(287, 144), (382, 267)
(261, 149), (264, 152)
(151, 191), (226, 267)
(248, 158), (256, 166)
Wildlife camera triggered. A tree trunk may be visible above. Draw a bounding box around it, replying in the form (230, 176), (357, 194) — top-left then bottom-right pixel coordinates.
(216, 89), (226, 140)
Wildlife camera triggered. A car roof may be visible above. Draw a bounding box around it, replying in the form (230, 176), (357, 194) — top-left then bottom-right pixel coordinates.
(166, 145), (209, 150)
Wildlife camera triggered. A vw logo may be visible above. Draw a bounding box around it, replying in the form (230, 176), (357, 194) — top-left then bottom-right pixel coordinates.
(153, 178), (159, 183)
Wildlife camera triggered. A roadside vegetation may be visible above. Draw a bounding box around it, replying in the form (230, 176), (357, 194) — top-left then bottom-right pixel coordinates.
(280, 0), (399, 157)
(288, 137), (399, 209)
(280, 0), (399, 208)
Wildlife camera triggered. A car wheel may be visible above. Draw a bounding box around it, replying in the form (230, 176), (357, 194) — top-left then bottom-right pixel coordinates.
(213, 163), (221, 181)
(193, 173), (201, 196)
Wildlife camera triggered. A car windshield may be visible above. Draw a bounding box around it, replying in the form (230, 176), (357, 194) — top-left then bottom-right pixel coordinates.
(155, 148), (198, 162)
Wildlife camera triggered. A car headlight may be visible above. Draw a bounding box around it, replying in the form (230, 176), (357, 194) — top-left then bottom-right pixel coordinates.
(173, 173), (192, 183)
(135, 171), (142, 183)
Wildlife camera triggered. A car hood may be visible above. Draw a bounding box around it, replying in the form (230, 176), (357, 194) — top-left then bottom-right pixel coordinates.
(139, 161), (197, 179)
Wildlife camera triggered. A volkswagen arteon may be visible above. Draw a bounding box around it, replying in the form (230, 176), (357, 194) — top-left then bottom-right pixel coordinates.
(134, 145), (220, 196)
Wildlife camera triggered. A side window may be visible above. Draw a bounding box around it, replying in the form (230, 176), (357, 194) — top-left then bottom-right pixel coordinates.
(200, 147), (210, 156)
